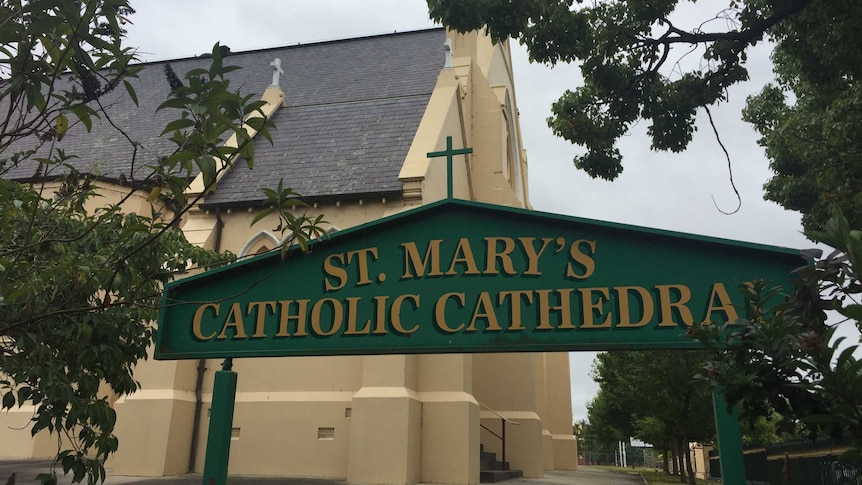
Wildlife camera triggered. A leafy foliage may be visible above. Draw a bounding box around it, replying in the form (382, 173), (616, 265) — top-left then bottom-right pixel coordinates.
(252, 178), (328, 259)
(692, 211), (862, 463)
(588, 350), (715, 483)
(0, 178), (230, 483)
(428, 1), (862, 231)
(742, 0), (862, 231)
(0, 1), (319, 483)
(428, 0), (812, 180)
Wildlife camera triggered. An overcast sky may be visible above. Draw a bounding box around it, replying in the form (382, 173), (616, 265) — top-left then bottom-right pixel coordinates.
(124, 1), (822, 422)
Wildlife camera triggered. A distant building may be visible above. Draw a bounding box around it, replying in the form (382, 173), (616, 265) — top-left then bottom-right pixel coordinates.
(0, 28), (577, 484)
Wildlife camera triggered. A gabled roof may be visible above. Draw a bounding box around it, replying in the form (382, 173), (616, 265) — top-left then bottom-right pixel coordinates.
(5, 28), (446, 204)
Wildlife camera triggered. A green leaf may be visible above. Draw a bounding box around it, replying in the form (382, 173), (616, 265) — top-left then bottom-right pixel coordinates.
(55, 114), (68, 140)
(68, 104), (97, 132)
(160, 118), (196, 136)
(838, 304), (862, 322)
(209, 42), (223, 80)
(123, 80), (139, 107)
(157, 97), (193, 111)
(240, 141), (254, 168)
(197, 156), (217, 192)
(250, 207), (275, 227)
(2, 391), (14, 409)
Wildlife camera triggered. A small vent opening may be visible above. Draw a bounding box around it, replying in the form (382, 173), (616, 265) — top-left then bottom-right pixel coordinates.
(318, 427), (335, 440)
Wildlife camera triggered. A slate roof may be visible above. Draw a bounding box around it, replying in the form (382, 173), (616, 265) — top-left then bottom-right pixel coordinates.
(4, 28), (446, 205)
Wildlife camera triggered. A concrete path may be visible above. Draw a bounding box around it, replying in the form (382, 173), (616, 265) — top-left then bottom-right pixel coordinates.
(0, 460), (644, 485)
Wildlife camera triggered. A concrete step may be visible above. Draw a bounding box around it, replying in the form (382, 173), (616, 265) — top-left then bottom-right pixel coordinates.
(479, 446), (520, 482)
(480, 469), (523, 483)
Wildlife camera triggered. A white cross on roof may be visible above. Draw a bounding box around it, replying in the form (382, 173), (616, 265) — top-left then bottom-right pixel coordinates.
(270, 58), (283, 87)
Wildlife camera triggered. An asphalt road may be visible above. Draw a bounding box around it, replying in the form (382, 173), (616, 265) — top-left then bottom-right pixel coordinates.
(0, 460), (644, 485)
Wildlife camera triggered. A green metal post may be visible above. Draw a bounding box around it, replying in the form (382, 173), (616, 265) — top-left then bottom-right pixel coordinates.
(712, 388), (746, 485)
(202, 358), (237, 485)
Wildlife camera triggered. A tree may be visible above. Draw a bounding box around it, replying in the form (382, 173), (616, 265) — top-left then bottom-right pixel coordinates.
(589, 350), (715, 484)
(428, 0), (861, 230)
(692, 211), (862, 465)
(430, 0), (862, 469)
(742, 0), (862, 231)
(0, 2), (320, 483)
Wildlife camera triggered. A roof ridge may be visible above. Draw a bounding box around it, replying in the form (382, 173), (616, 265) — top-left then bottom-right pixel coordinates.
(132, 27), (446, 66)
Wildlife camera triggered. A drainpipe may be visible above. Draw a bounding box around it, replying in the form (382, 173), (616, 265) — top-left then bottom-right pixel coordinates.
(188, 208), (224, 472)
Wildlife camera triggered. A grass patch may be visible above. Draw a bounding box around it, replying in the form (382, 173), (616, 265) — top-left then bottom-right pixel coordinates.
(640, 470), (712, 485)
(587, 466), (712, 485)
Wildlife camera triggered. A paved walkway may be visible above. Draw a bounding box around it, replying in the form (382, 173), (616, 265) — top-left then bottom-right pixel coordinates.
(0, 460), (644, 485)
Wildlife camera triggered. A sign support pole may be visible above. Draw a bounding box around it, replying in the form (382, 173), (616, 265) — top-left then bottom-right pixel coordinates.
(202, 358), (237, 485)
(712, 387), (745, 485)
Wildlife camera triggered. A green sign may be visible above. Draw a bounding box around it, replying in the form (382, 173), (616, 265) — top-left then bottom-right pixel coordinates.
(155, 200), (801, 360)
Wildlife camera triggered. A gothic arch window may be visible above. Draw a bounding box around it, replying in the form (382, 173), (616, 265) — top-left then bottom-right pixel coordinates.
(239, 227), (342, 258)
(239, 230), (279, 257)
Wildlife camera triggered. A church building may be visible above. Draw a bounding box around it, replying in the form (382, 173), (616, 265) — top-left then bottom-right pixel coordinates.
(0, 28), (577, 484)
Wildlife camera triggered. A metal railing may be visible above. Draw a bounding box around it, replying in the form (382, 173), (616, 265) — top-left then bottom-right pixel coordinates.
(477, 400), (519, 466)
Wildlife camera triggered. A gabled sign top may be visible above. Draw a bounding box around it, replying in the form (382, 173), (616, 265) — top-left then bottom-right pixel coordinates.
(156, 199), (802, 360)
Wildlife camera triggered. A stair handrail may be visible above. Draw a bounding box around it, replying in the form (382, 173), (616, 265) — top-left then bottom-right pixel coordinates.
(477, 400), (519, 467)
(477, 400), (519, 425)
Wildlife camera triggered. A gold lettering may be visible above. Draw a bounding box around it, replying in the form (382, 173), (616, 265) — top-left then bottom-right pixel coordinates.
(566, 239), (596, 280)
(466, 292), (502, 332)
(579, 287), (612, 329)
(702, 283), (739, 324)
(446, 238), (480, 275)
(519, 237), (553, 276)
(217, 302), (248, 339)
(248, 301), (276, 338)
(656, 284), (695, 327)
(192, 303), (219, 341)
(347, 247), (378, 286)
(401, 240), (443, 279)
(344, 297), (372, 335)
(310, 298), (343, 336)
(276, 300), (309, 337)
(390, 294), (420, 335)
(372, 296), (389, 334)
(435, 292), (466, 333)
(615, 286), (654, 328)
(323, 253), (348, 291)
(536, 289), (575, 329)
(498, 290), (533, 331)
(484, 237), (517, 275)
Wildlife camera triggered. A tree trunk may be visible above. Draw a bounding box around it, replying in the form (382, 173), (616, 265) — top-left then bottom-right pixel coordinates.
(671, 441), (680, 476)
(663, 449), (669, 474)
(677, 437), (686, 482)
(684, 439), (695, 485)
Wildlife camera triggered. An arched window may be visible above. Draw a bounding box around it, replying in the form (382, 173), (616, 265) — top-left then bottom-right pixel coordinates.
(239, 230), (279, 257)
(239, 227), (342, 258)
